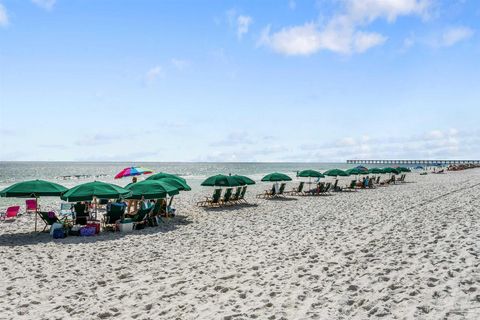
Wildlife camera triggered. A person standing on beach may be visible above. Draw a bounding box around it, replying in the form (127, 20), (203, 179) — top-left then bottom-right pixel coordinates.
(127, 177), (138, 213)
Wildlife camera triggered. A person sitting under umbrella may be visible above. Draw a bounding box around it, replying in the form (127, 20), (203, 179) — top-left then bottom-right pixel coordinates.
(73, 202), (90, 225)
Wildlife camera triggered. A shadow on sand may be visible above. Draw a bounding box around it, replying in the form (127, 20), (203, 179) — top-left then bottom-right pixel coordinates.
(0, 215), (192, 247)
(203, 203), (260, 212)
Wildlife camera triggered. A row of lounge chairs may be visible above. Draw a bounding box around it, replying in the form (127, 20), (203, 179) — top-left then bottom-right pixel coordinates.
(197, 186), (249, 207)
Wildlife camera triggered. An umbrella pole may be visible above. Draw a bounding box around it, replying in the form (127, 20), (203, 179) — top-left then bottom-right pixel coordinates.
(34, 195), (38, 232)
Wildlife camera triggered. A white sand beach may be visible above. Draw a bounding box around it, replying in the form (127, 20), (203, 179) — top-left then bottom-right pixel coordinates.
(1, 169), (480, 319)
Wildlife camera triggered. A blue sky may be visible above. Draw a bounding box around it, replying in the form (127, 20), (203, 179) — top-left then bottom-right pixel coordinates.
(0, 0), (479, 162)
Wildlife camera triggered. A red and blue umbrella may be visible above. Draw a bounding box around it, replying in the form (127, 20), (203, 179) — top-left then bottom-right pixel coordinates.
(114, 166), (153, 179)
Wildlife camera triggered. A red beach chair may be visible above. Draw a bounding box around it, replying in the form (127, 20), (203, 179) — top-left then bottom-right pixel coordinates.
(25, 199), (38, 213)
(1, 206), (20, 221)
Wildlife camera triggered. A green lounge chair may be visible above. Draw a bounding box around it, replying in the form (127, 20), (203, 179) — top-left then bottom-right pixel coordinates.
(237, 186), (248, 203)
(286, 182), (304, 195)
(103, 204), (124, 230)
(220, 188), (233, 206)
(323, 182), (331, 193)
(257, 186), (275, 199)
(197, 189), (222, 207)
(276, 183), (286, 197)
(230, 187), (242, 204)
(131, 207), (151, 229)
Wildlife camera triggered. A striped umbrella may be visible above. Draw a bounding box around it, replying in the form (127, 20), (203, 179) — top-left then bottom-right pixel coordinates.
(114, 166), (153, 179)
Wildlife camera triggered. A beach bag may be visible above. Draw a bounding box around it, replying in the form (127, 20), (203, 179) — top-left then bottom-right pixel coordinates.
(53, 228), (66, 239)
(86, 222), (100, 234)
(50, 222), (64, 235)
(80, 226), (96, 237)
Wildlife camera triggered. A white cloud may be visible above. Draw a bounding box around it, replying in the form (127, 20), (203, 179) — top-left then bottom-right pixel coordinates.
(145, 66), (164, 84)
(31, 0), (56, 11)
(353, 31), (388, 52)
(259, 0), (431, 55)
(347, 0), (431, 23)
(226, 9), (253, 40)
(259, 20), (386, 55)
(0, 3), (8, 27)
(237, 15), (253, 39)
(291, 128), (479, 162)
(440, 26), (474, 47)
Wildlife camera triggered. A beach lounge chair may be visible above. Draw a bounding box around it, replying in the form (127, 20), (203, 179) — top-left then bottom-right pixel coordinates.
(131, 208), (151, 229)
(342, 180), (357, 192)
(38, 211), (61, 232)
(367, 179), (375, 188)
(197, 189), (222, 207)
(276, 183), (287, 197)
(257, 186), (276, 199)
(230, 187), (243, 204)
(323, 182), (331, 193)
(220, 188), (233, 206)
(376, 176), (381, 184)
(305, 183), (322, 196)
(332, 179), (342, 192)
(1, 206), (20, 221)
(103, 204), (124, 230)
(237, 186), (248, 203)
(25, 199), (38, 213)
(59, 203), (74, 220)
(286, 182), (304, 195)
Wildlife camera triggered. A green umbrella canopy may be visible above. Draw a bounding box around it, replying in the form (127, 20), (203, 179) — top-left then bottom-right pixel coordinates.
(125, 180), (179, 200)
(261, 172), (292, 182)
(0, 179), (68, 197)
(383, 167), (401, 174)
(155, 177), (191, 191)
(396, 167), (411, 173)
(345, 168), (369, 175)
(61, 181), (132, 202)
(127, 177), (191, 191)
(323, 169), (349, 177)
(146, 172), (186, 183)
(297, 170), (325, 178)
(232, 175), (256, 185)
(369, 168), (386, 174)
(201, 174), (246, 187)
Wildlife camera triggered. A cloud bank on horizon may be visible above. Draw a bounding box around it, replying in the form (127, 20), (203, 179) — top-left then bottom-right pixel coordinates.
(0, 0), (479, 162)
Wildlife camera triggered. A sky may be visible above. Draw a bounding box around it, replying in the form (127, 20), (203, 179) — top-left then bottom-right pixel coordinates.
(0, 0), (479, 162)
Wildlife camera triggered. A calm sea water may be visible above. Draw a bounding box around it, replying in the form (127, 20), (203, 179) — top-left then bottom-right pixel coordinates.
(0, 161), (355, 187)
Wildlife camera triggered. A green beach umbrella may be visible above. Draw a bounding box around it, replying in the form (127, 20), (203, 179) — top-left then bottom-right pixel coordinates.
(0, 179), (68, 232)
(369, 168), (386, 174)
(201, 174), (246, 187)
(125, 180), (179, 200)
(396, 167), (411, 173)
(345, 168), (369, 175)
(383, 167), (401, 175)
(232, 175), (256, 185)
(297, 170), (325, 178)
(261, 172), (292, 182)
(61, 181), (132, 202)
(155, 178), (191, 191)
(323, 169), (349, 177)
(127, 177), (191, 191)
(146, 172), (186, 183)
(0, 179), (68, 197)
